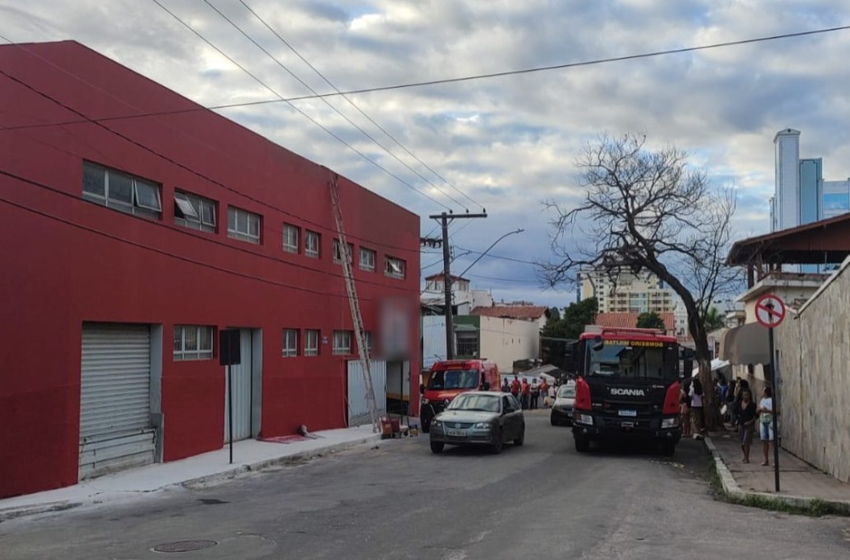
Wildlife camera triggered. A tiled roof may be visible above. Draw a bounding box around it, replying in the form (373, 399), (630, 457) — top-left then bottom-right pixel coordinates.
(595, 312), (675, 332)
(471, 306), (547, 321)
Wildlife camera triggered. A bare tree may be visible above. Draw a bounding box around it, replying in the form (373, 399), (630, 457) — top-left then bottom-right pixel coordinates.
(542, 133), (739, 430)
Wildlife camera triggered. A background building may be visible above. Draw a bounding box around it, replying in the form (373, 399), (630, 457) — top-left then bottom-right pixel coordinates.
(770, 129), (850, 233)
(579, 267), (675, 314)
(0, 41), (420, 498)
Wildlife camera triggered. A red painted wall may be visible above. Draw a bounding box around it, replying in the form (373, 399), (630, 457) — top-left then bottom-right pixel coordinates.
(0, 41), (420, 498)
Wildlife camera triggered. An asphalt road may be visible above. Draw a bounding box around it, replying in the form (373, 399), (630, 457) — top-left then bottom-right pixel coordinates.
(1, 411), (848, 560)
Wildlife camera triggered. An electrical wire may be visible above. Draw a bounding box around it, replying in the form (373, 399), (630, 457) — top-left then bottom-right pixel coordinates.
(150, 0), (453, 212)
(454, 245), (538, 265)
(0, 64), (425, 255)
(3, 23), (847, 129)
(238, 0), (484, 211)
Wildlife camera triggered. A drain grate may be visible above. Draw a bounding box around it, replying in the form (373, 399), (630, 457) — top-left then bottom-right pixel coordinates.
(153, 540), (218, 553)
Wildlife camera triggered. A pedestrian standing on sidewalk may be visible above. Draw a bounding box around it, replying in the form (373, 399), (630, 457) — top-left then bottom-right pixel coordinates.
(690, 378), (705, 437)
(502, 378), (510, 393)
(738, 389), (757, 463)
(539, 379), (549, 408)
(680, 386), (691, 438)
(520, 378), (530, 410)
(758, 386), (776, 467)
(510, 376), (521, 398)
(530, 378), (539, 409)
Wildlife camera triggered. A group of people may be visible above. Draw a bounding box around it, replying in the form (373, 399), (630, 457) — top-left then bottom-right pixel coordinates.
(500, 376), (557, 410)
(681, 374), (778, 465)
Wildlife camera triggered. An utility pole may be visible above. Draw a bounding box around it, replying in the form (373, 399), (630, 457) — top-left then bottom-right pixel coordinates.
(428, 211), (487, 360)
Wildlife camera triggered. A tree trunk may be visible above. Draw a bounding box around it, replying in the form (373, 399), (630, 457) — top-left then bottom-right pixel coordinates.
(698, 358), (722, 432)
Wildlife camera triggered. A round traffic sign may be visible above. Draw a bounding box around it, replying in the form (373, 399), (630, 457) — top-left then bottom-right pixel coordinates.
(755, 294), (786, 328)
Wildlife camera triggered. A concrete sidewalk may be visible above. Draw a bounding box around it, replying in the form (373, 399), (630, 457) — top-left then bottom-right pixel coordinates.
(706, 430), (850, 513)
(0, 425), (385, 523)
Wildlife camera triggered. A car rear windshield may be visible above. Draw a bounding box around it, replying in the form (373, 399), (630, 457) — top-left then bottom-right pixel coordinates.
(447, 393), (500, 412)
(557, 385), (576, 398)
(428, 369), (479, 390)
(588, 341), (678, 380)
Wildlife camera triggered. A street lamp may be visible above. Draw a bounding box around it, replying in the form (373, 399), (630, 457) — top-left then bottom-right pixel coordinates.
(444, 228), (525, 359)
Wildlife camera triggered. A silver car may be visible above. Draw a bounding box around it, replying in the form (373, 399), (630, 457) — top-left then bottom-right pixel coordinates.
(429, 391), (525, 454)
(550, 383), (576, 426)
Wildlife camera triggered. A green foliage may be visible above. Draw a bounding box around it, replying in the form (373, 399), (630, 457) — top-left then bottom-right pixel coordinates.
(541, 298), (598, 368)
(703, 306), (725, 331)
(636, 311), (665, 330)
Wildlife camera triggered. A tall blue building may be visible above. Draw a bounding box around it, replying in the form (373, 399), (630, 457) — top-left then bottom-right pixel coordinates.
(769, 129), (850, 271)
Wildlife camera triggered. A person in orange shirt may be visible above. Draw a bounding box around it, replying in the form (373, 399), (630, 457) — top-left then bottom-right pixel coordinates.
(520, 379), (530, 410)
(510, 376), (521, 398)
(539, 379), (549, 408)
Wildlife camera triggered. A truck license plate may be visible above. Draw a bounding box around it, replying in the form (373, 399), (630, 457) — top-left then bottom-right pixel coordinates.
(618, 409), (637, 417)
(447, 429), (466, 437)
(621, 421), (634, 429)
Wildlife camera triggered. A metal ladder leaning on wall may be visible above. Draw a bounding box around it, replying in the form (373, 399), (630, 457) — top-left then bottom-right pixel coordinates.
(328, 172), (380, 433)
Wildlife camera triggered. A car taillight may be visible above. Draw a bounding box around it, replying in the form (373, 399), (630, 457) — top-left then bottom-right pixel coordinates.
(663, 381), (680, 415)
(575, 377), (591, 411)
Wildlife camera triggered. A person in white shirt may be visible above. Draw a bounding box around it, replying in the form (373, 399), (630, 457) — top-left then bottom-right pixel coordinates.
(689, 378), (705, 437)
(757, 386), (776, 466)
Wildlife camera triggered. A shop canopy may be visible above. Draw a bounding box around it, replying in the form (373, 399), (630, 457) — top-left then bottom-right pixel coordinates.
(720, 323), (771, 365)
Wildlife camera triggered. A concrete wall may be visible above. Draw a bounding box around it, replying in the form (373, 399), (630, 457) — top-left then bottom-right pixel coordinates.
(775, 260), (850, 483)
(479, 317), (539, 372)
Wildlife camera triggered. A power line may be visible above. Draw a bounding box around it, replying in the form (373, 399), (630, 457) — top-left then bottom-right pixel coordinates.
(0, 167), (413, 294)
(3, 23), (847, 130)
(454, 245), (538, 265)
(467, 273), (540, 284)
(237, 0), (483, 211)
(149, 0), (453, 212)
(200, 0), (467, 211)
(0, 64), (423, 256)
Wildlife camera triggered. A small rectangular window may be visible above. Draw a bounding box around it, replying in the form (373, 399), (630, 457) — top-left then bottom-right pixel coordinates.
(174, 190), (216, 232)
(174, 325), (214, 361)
(304, 329), (320, 356)
(332, 330), (352, 355)
(385, 256), (406, 279)
(228, 206), (261, 244)
(282, 329), (299, 357)
(305, 231), (320, 258)
(333, 240), (354, 264)
(359, 248), (376, 272)
(283, 224), (300, 254)
(82, 161), (162, 219)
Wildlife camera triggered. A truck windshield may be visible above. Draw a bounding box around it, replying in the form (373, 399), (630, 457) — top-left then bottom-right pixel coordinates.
(428, 369), (479, 390)
(588, 342), (677, 380)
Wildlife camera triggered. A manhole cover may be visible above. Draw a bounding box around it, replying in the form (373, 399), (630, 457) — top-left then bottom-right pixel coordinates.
(153, 540), (218, 553)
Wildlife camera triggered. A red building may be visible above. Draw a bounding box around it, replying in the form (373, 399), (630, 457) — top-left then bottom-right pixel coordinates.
(0, 41), (420, 499)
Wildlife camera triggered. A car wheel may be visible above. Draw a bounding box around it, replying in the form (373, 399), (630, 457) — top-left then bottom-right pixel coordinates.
(660, 442), (675, 457)
(513, 428), (525, 447)
(490, 429), (503, 454)
(430, 440), (444, 454)
(574, 435), (590, 453)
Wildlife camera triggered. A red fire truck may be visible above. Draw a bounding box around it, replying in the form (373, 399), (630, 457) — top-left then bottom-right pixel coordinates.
(569, 326), (685, 455)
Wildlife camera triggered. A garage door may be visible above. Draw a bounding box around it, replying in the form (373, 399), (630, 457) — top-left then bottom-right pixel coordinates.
(79, 323), (155, 479)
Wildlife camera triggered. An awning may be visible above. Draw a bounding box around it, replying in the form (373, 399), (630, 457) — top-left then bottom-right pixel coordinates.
(720, 323), (770, 365)
(692, 358), (731, 376)
(454, 323), (478, 332)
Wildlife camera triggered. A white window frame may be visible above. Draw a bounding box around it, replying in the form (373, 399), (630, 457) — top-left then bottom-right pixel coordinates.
(305, 231), (320, 258)
(173, 325), (214, 361)
(304, 329), (320, 357)
(82, 161), (162, 219)
(174, 190), (216, 232)
(363, 331), (372, 354)
(359, 248), (376, 272)
(228, 206), (261, 244)
(282, 329), (299, 357)
(332, 330), (352, 355)
(283, 224), (300, 254)
(385, 256), (406, 279)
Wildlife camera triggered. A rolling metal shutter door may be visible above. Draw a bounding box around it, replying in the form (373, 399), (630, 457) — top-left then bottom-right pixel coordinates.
(347, 360), (387, 426)
(80, 324), (154, 479)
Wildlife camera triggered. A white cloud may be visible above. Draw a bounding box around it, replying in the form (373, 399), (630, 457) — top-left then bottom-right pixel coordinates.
(2, 0), (849, 306)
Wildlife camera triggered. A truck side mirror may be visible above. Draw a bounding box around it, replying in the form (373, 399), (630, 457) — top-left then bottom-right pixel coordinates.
(419, 383), (425, 395)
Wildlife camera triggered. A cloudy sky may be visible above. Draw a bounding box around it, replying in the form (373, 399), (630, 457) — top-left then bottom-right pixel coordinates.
(2, 0), (849, 306)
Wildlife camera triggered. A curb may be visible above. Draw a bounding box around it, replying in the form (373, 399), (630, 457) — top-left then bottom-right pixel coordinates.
(0, 434), (382, 523)
(182, 434), (383, 488)
(704, 435), (850, 515)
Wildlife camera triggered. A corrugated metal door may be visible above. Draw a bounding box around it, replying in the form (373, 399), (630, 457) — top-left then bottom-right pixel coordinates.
(224, 329), (253, 442)
(347, 360), (387, 426)
(79, 323), (155, 479)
